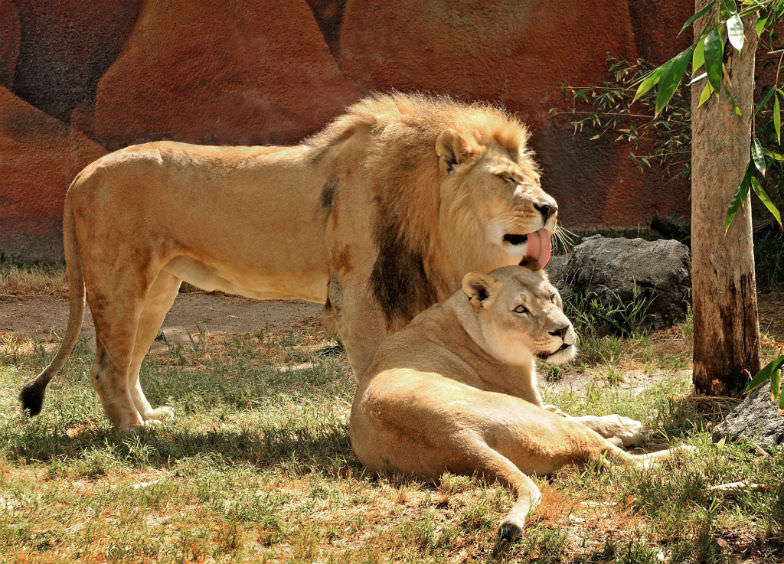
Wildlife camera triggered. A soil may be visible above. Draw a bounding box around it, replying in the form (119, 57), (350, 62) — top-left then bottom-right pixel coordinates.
(1, 290), (781, 348)
(0, 293), (325, 345)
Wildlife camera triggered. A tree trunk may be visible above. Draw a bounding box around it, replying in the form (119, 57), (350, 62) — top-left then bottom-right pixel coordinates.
(691, 0), (760, 396)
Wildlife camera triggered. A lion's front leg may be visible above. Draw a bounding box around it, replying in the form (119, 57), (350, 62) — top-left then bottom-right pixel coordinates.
(568, 414), (647, 447)
(326, 274), (389, 379)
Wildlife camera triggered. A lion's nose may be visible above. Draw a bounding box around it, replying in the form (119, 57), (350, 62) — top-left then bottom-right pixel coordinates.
(534, 202), (557, 221)
(548, 325), (568, 339)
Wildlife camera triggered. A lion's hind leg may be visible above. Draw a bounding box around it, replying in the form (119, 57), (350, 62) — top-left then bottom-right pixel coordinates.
(127, 271), (181, 423)
(459, 442), (542, 542)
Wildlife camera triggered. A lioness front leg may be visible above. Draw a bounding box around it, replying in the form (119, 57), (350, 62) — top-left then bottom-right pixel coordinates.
(91, 343), (143, 428)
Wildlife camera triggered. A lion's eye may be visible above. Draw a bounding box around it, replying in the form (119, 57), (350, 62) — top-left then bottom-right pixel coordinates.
(550, 294), (557, 304)
(513, 305), (529, 314)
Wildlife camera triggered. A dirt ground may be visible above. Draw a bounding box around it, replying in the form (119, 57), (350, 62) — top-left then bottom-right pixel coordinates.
(0, 293), (325, 348)
(2, 291), (782, 343)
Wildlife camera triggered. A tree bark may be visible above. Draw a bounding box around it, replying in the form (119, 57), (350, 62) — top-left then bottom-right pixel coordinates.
(691, 0), (760, 396)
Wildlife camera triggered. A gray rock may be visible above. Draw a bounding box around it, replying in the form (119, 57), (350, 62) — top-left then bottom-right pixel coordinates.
(712, 383), (784, 449)
(556, 236), (691, 332)
(544, 254), (569, 290)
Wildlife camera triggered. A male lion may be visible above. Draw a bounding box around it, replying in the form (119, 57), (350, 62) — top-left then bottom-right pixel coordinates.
(351, 263), (688, 541)
(21, 93), (558, 428)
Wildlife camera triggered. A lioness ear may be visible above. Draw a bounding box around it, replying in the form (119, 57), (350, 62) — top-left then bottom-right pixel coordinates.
(461, 272), (497, 311)
(436, 129), (471, 176)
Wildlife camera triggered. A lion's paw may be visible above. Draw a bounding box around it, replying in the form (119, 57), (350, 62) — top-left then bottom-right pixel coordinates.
(144, 406), (175, 423)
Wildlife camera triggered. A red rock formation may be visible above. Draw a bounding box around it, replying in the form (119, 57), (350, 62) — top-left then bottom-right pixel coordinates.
(627, 0), (694, 65)
(0, 87), (105, 259)
(339, 0), (639, 125)
(93, 0), (356, 150)
(12, 0), (142, 123)
(339, 0), (693, 228)
(0, 0), (19, 88)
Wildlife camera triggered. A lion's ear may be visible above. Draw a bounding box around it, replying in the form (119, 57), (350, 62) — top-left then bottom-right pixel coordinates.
(436, 129), (471, 176)
(461, 272), (497, 311)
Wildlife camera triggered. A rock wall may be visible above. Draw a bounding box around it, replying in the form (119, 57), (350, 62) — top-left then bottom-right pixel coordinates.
(1, 0), (695, 260)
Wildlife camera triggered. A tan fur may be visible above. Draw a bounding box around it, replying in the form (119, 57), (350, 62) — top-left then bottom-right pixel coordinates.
(351, 265), (688, 541)
(21, 93), (558, 429)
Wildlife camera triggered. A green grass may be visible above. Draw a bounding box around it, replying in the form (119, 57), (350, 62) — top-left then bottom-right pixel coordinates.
(1, 322), (783, 563)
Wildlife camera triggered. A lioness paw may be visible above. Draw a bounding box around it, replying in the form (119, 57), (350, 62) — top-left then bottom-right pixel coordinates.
(144, 406), (175, 422)
(498, 522), (523, 542)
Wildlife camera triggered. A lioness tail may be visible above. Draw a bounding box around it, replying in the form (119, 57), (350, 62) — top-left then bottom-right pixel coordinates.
(19, 198), (85, 416)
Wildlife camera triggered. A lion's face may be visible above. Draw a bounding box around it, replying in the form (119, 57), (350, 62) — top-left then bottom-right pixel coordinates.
(437, 134), (558, 274)
(461, 264), (576, 367)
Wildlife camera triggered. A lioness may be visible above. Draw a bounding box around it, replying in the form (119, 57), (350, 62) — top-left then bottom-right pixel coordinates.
(351, 263), (686, 541)
(21, 93), (559, 428)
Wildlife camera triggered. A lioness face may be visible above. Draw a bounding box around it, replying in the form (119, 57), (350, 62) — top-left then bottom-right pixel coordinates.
(462, 265), (576, 367)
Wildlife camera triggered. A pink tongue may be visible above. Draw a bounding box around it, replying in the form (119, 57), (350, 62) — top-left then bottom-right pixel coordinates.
(526, 228), (552, 269)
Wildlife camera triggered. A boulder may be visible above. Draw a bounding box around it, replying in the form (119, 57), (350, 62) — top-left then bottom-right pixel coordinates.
(557, 236), (691, 332)
(712, 383), (784, 450)
(93, 0), (356, 150)
(544, 254), (569, 291)
(0, 87), (106, 260)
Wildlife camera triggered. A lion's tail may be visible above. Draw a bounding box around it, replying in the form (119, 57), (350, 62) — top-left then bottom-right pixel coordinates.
(20, 194), (85, 416)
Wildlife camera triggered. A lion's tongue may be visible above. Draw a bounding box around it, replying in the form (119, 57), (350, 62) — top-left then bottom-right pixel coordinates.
(525, 228), (552, 269)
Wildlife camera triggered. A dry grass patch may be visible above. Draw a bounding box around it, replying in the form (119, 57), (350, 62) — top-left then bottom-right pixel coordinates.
(1, 310), (783, 563)
(0, 261), (67, 300)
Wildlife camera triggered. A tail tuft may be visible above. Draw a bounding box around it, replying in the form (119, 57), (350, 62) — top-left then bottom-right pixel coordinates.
(19, 379), (46, 416)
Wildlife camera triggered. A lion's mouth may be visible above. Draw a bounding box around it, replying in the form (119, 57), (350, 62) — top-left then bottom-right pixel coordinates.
(502, 229), (552, 269)
(503, 234), (528, 246)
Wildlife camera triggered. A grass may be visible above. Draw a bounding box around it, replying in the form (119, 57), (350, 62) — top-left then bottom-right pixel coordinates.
(1, 297), (783, 562)
(0, 257), (66, 299)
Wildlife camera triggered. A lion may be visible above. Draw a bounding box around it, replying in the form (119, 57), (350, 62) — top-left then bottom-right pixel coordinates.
(20, 93), (558, 429)
(350, 263), (689, 541)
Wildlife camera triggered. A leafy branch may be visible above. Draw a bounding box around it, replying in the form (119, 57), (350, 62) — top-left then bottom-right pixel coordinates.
(549, 57), (691, 180)
(636, 0), (783, 232)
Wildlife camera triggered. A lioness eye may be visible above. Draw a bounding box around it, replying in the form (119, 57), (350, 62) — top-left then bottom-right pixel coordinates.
(550, 294), (557, 304)
(513, 305), (529, 314)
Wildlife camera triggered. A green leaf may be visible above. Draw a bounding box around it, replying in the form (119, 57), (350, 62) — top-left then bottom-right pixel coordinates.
(698, 81), (714, 106)
(772, 361), (782, 402)
(680, 0), (716, 35)
(655, 47), (693, 115)
(751, 138), (766, 175)
(764, 149), (784, 161)
(744, 355), (784, 394)
(704, 28), (724, 93)
(756, 16), (768, 37)
(779, 375), (784, 410)
(633, 67), (664, 103)
(693, 37), (705, 72)
(776, 93), (781, 144)
(726, 13), (745, 50)
(753, 86), (775, 118)
(725, 160), (753, 232)
(750, 176), (783, 227)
